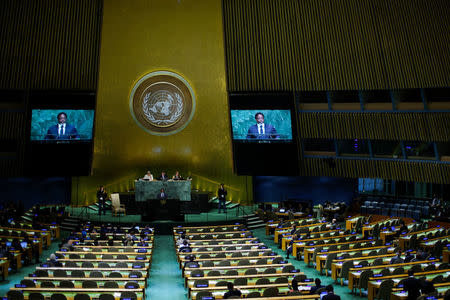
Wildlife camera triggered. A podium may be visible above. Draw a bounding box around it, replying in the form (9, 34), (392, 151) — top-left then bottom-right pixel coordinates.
(141, 198), (183, 221)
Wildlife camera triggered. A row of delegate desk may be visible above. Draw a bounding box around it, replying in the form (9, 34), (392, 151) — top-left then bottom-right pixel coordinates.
(6, 227), (154, 300)
(1, 223), (58, 280)
(174, 224), (324, 300)
(268, 215), (450, 300)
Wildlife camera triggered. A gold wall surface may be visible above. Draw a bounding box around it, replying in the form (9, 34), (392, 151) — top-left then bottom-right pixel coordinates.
(73, 0), (251, 205)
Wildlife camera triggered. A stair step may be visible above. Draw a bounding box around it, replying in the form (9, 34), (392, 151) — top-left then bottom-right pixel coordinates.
(228, 203), (239, 209)
(247, 216), (260, 221)
(21, 216), (32, 222)
(248, 223), (266, 229)
(247, 220), (264, 225)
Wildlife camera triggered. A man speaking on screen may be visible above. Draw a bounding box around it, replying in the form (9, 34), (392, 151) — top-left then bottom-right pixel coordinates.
(44, 112), (80, 140)
(246, 112), (279, 139)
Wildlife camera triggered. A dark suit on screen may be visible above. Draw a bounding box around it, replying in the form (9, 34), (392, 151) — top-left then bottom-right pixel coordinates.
(45, 124), (80, 140)
(246, 124), (279, 139)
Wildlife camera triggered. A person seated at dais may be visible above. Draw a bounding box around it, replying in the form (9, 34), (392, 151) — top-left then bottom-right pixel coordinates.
(172, 171), (182, 180)
(143, 171), (153, 181)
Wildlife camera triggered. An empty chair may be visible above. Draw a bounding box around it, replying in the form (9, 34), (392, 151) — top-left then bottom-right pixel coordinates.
(102, 254), (113, 259)
(244, 268), (257, 275)
(81, 262), (94, 268)
(195, 291), (213, 300)
(226, 246), (236, 251)
(190, 270), (204, 277)
(120, 292), (137, 300)
(431, 275), (443, 284)
(115, 262), (128, 268)
(199, 254), (210, 259)
(424, 264), (436, 271)
(89, 271), (103, 278)
(98, 262), (110, 268)
(50, 293), (67, 300)
(35, 269), (49, 277)
(202, 261), (214, 267)
(234, 277), (247, 285)
(282, 265), (295, 273)
(103, 281), (119, 288)
(255, 258), (267, 265)
(125, 282), (139, 289)
(379, 269), (390, 276)
(237, 259), (251, 266)
(84, 254), (96, 259)
(82, 281), (97, 288)
(69, 254), (80, 259)
(29, 293), (44, 300)
(74, 295), (90, 300)
(71, 270), (85, 278)
(59, 280), (75, 288)
(225, 270), (238, 276)
(116, 254), (128, 259)
(7, 291), (25, 300)
(356, 270), (374, 296)
(255, 278), (271, 285)
(340, 244), (349, 250)
(53, 270), (67, 277)
(108, 272), (122, 278)
(207, 270), (221, 276)
(99, 295), (114, 300)
(376, 279), (394, 300)
(372, 258), (384, 266)
(40, 281), (55, 288)
(392, 267), (404, 275)
(263, 267), (276, 274)
(275, 277), (288, 283)
(230, 252), (242, 258)
(218, 260), (231, 266)
(20, 279), (36, 287)
(215, 281), (229, 287)
(132, 262), (145, 269)
(246, 292), (260, 298)
(64, 261), (78, 268)
(263, 287), (279, 297)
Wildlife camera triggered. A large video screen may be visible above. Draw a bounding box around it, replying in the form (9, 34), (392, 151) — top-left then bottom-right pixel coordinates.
(230, 110), (293, 142)
(31, 109), (94, 141)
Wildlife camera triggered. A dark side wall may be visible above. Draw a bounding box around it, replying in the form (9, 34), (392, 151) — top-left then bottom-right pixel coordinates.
(253, 176), (357, 205)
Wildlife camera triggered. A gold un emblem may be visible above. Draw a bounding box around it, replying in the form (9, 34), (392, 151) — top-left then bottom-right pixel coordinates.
(129, 71), (196, 135)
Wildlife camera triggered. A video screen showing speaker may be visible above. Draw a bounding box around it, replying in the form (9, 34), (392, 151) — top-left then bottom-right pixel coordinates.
(229, 93), (300, 175)
(31, 109), (94, 142)
(230, 109), (293, 142)
(26, 91), (96, 176)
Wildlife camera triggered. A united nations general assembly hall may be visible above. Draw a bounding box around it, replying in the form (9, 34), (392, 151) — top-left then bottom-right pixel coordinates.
(0, 1), (449, 300)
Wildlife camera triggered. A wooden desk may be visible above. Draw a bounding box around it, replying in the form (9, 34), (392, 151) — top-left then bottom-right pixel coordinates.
(24, 276), (148, 289)
(315, 246), (395, 273)
(183, 263), (291, 278)
(292, 233), (356, 258)
(347, 259), (440, 292)
(367, 269), (450, 300)
(190, 282), (305, 299)
(281, 229), (344, 251)
(303, 239), (376, 265)
(10, 288), (145, 300)
(185, 272), (306, 288)
(390, 282), (450, 300)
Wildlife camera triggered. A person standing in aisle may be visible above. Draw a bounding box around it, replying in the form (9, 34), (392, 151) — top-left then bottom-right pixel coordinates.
(218, 183), (227, 213)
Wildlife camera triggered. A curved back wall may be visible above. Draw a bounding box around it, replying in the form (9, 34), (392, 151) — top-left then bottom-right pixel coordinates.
(72, 0), (251, 205)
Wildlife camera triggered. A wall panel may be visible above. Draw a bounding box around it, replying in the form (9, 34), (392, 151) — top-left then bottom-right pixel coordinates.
(223, 0), (450, 91)
(0, 0), (102, 90)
